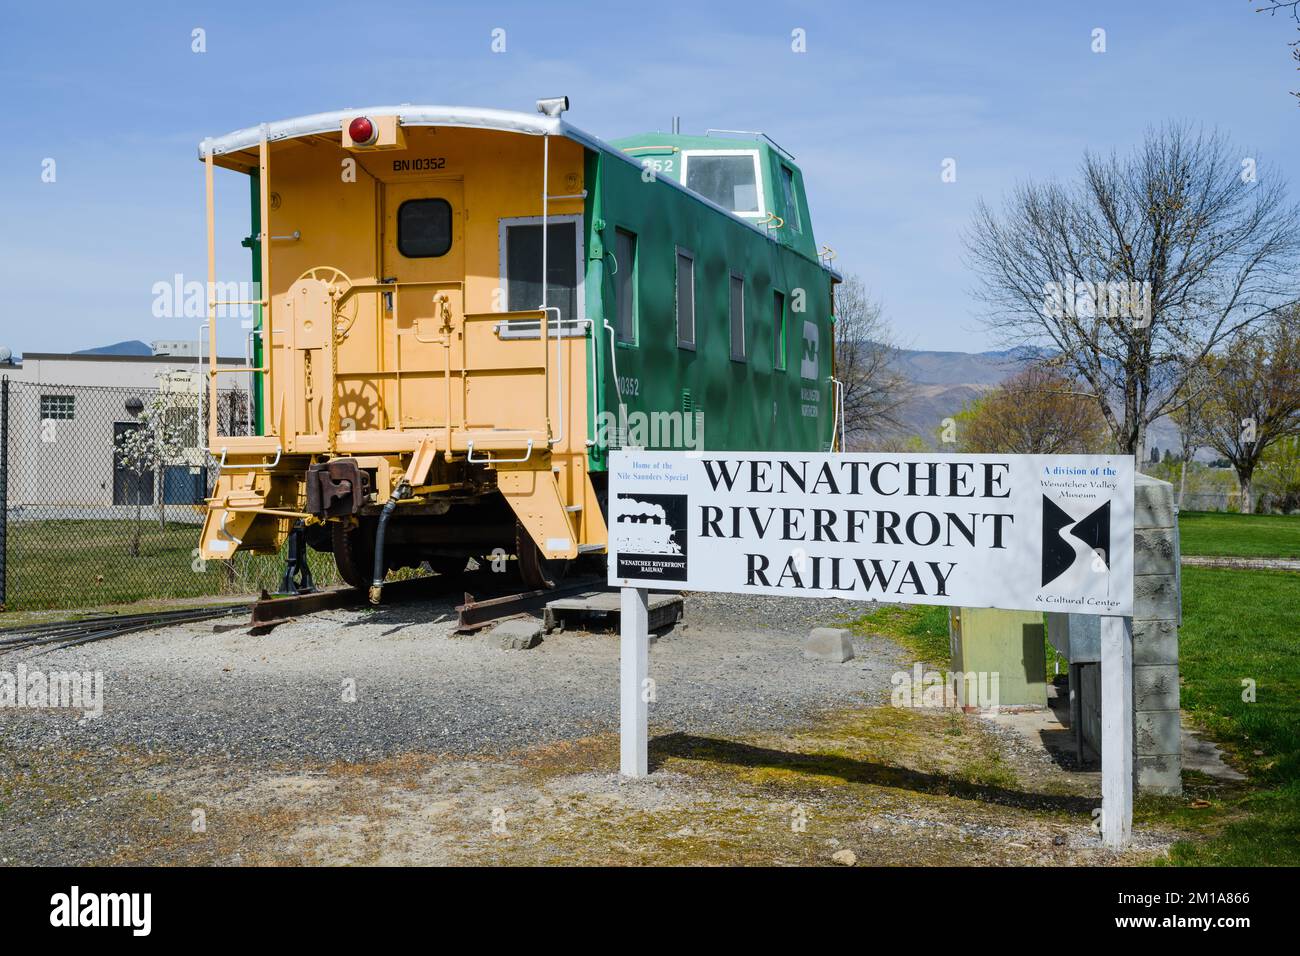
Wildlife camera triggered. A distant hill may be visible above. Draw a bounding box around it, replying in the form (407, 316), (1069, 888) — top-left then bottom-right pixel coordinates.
(891, 346), (1043, 387)
(75, 340), (152, 356)
(889, 345), (1178, 455)
(890, 347), (1038, 443)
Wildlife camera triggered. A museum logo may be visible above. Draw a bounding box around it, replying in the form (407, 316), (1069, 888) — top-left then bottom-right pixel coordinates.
(1041, 495), (1110, 586)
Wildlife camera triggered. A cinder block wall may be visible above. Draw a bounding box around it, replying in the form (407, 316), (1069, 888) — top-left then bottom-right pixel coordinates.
(1131, 473), (1182, 794)
(1077, 474), (1182, 794)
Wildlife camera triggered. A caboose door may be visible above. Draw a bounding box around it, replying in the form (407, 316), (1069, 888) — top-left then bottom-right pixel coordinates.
(380, 180), (465, 430)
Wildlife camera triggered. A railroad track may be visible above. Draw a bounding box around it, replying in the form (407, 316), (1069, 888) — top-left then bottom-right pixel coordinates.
(250, 572), (611, 634)
(0, 572), (614, 652)
(453, 575), (611, 633)
(0, 604), (255, 656)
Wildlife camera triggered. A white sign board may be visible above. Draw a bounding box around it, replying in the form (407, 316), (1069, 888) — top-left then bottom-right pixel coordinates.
(607, 451), (1134, 616)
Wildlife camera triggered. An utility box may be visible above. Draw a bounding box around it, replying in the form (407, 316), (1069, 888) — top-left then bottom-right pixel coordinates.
(1047, 613), (1102, 764)
(948, 608), (1048, 710)
(1047, 613), (1100, 664)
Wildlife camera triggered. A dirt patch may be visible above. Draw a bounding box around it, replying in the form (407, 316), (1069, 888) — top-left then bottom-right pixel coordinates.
(1, 703), (1184, 866)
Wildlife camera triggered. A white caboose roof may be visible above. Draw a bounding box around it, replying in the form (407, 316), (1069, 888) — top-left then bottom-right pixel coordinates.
(197, 104), (841, 279)
(197, 104), (609, 159)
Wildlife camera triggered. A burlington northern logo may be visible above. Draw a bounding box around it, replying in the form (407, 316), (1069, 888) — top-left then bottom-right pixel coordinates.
(1041, 496), (1110, 586)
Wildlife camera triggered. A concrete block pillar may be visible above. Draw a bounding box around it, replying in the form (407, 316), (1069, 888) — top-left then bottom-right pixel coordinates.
(1132, 474), (1182, 794)
(1047, 474), (1182, 795)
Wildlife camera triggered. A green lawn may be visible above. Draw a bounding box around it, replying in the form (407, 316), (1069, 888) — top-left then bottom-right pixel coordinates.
(843, 602), (951, 663)
(1160, 507), (1298, 864)
(1177, 511), (1300, 559)
(843, 602), (1069, 678)
(845, 512), (1300, 865)
(1160, 566), (1300, 865)
(3, 518), (339, 611)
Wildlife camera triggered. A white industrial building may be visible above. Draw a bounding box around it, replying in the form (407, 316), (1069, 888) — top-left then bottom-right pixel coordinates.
(1, 346), (247, 518)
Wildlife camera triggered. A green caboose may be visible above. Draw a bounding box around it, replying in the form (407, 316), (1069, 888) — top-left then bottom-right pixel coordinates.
(590, 126), (841, 471)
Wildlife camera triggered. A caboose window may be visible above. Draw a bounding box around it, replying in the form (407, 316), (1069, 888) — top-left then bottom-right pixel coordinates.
(397, 198), (452, 258)
(615, 229), (638, 344)
(502, 219), (579, 324)
(780, 165), (802, 232)
(682, 151), (763, 217)
(773, 290), (787, 371)
(729, 274), (746, 362)
(675, 249), (695, 349)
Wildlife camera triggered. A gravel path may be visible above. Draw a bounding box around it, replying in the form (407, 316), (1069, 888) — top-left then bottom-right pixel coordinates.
(1180, 555), (1300, 571)
(0, 592), (904, 764)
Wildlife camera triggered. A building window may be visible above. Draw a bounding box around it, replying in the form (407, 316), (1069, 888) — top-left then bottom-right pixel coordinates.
(729, 274), (746, 362)
(615, 228), (638, 344)
(397, 198), (452, 258)
(40, 394), (75, 421)
(682, 150), (764, 217)
(773, 290), (787, 371)
(779, 165), (802, 233)
(675, 249), (695, 349)
(502, 218), (580, 324)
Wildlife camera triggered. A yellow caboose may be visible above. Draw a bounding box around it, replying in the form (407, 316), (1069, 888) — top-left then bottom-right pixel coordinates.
(196, 100), (840, 598)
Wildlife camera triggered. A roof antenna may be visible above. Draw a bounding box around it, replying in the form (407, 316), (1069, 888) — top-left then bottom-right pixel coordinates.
(672, 116), (680, 134)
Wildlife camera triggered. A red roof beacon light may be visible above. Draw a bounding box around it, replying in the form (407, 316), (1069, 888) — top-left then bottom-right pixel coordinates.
(348, 116), (377, 146)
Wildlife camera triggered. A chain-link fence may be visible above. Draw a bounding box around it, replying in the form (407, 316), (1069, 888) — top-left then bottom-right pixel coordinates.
(1181, 491), (1240, 513)
(0, 376), (338, 611)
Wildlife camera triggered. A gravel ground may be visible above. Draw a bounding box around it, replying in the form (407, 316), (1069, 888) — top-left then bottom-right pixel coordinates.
(0, 592), (902, 763)
(0, 591), (1191, 866)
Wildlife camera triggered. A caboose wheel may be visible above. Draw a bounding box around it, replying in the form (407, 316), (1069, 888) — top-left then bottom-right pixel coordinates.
(332, 518), (376, 590)
(516, 521), (569, 590)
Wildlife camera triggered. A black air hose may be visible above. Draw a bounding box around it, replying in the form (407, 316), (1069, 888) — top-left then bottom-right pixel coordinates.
(369, 481), (411, 604)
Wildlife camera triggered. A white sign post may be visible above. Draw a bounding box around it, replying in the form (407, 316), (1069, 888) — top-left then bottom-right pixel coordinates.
(1100, 615), (1134, 848)
(620, 586), (649, 778)
(608, 450), (1137, 844)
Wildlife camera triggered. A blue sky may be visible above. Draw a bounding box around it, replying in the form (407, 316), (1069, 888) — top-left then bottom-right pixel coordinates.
(1, 0), (1296, 356)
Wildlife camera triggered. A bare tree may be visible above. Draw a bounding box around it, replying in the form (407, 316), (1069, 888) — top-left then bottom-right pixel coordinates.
(1256, 1), (1300, 104)
(833, 275), (910, 451)
(1169, 361), (1213, 510)
(1199, 308), (1300, 512)
(953, 364), (1110, 454)
(966, 123), (1300, 456)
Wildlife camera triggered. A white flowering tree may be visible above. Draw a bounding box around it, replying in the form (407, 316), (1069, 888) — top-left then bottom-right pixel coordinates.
(115, 390), (192, 555)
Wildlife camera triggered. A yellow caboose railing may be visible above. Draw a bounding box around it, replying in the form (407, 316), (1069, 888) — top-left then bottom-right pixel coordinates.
(202, 127), (560, 466)
(203, 127), (280, 466)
